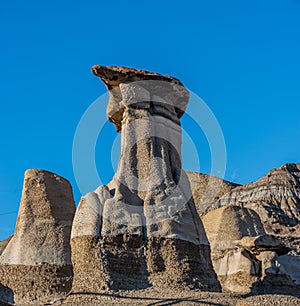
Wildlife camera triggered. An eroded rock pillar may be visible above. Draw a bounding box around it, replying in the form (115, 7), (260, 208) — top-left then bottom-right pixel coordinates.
(71, 65), (221, 292)
(0, 169), (76, 304)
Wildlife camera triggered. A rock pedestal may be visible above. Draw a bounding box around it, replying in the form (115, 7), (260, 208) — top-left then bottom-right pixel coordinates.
(202, 206), (265, 293)
(0, 169), (76, 304)
(71, 65), (221, 292)
(202, 205), (299, 294)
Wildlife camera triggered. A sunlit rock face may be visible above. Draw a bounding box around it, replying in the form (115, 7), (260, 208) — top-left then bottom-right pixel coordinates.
(0, 169), (76, 304)
(212, 163), (300, 234)
(205, 163), (300, 293)
(186, 171), (240, 216)
(202, 205), (299, 295)
(71, 65), (221, 292)
(0, 236), (12, 257)
(202, 206), (265, 294)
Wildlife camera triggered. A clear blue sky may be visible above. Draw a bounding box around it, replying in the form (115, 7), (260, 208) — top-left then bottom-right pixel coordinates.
(0, 0), (299, 240)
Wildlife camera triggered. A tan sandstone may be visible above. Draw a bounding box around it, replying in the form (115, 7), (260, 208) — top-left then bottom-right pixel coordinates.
(0, 169), (76, 304)
(71, 65), (221, 293)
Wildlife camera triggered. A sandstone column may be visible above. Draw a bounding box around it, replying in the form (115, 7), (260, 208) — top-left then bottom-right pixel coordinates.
(71, 65), (221, 292)
(0, 169), (76, 304)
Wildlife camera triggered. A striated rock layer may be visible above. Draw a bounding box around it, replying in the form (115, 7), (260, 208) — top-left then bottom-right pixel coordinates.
(212, 163), (300, 234)
(207, 163), (300, 289)
(71, 65), (220, 292)
(0, 169), (76, 304)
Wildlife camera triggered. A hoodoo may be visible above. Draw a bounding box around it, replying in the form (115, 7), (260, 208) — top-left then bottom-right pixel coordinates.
(71, 65), (221, 292)
(0, 169), (76, 304)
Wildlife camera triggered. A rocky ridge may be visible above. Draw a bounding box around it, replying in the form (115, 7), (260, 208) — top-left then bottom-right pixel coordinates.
(213, 163), (300, 233)
(186, 171), (240, 215)
(194, 163), (300, 294)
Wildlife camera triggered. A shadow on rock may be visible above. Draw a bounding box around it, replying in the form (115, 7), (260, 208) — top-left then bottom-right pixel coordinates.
(0, 283), (14, 305)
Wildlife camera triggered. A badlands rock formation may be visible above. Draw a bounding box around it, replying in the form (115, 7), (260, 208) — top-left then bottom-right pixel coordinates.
(186, 171), (240, 215)
(71, 65), (221, 293)
(0, 169), (76, 304)
(0, 65), (299, 305)
(200, 165), (300, 295)
(202, 206), (265, 293)
(202, 205), (299, 294)
(213, 163), (300, 234)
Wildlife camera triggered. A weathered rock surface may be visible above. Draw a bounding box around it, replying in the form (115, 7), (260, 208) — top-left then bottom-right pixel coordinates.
(91, 65), (189, 132)
(202, 206), (266, 251)
(212, 163), (300, 234)
(0, 65), (299, 304)
(235, 236), (299, 295)
(279, 253), (300, 285)
(186, 171), (240, 215)
(234, 234), (290, 255)
(0, 169), (76, 304)
(0, 236), (12, 257)
(198, 163), (300, 294)
(202, 206), (265, 293)
(71, 65), (220, 293)
(201, 205), (299, 295)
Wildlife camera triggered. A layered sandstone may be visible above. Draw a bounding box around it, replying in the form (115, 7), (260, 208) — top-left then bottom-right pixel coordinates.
(204, 163), (300, 293)
(71, 65), (220, 293)
(212, 163), (300, 234)
(0, 169), (76, 304)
